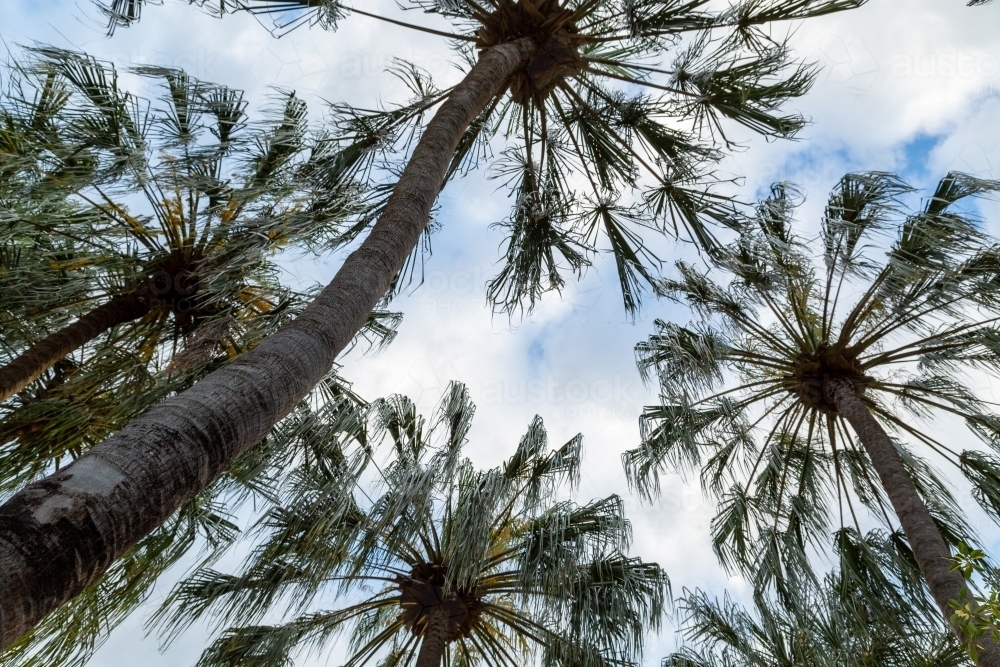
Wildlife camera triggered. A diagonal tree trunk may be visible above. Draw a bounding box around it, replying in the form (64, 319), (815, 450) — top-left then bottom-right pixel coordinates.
(829, 378), (1000, 667)
(0, 37), (537, 651)
(0, 293), (152, 402)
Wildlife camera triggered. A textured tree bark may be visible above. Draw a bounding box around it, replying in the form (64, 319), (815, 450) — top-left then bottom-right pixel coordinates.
(0, 293), (151, 402)
(414, 608), (450, 667)
(0, 38), (538, 651)
(830, 379), (1000, 666)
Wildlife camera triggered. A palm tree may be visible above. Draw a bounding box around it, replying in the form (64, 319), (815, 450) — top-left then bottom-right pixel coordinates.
(2, 371), (369, 667)
(0, 47), (405, 651)
(0, 0), (871, 646)
(0, 47), (405, 489)
(0, 46), (363, 404)
(151, 382), (669, 667)
(666, 528), (968, 666)
(103, 0), (867, 316)
(622, 172), (1000, 663)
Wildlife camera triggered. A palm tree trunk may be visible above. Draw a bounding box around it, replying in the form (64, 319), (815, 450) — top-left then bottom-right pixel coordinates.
(0, 293), (151, 402)
(0, 37), (537, 651)
(415, 609), (450, 667)
(829, 378), (1000, 666)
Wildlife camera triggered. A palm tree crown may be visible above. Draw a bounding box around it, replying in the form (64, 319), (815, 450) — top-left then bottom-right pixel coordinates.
(623, 171), (1000, 606)
(667, 529), (969, 666)
(1, 45), (355, 367)
(98, 0), (865, 316)
(155, 382), (669, 667)
(0, 47), (392, 486)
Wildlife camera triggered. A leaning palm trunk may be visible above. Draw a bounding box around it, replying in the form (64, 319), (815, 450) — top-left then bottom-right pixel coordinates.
(0, 37), (537, 651)
(0, 293), (151, 402)
(830, 379), (1000, 666)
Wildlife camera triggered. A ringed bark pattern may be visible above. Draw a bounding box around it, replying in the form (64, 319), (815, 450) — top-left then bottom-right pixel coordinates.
(0, 37), (539, 650)
(0, 293), (152, 402)
(414, 607), (450, 667)
(829, 378), (1000, 666)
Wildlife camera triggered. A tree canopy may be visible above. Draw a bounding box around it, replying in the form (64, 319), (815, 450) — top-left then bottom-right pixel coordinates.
(667, 528), (968, 666)
(624, 171), (1000, 600)
(154, 382), (670, 667)
(0, 47), (398, 489)
(94, 0), (867, 316)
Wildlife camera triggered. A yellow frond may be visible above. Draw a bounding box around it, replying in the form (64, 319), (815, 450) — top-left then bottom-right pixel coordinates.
(220, 200), (240, 224)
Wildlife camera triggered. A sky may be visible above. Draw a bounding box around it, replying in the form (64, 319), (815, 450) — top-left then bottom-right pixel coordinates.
(3, 0), (1000, 665)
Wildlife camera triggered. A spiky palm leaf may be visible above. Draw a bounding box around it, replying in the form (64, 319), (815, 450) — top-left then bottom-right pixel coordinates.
(0, 371), (369, 667)
(0, 47), (396, 486)
(666, 528), (969, 667)
(94, 0), (866, 316)
(153, 381), (669, 667)
(623, 171), (1000, 620)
